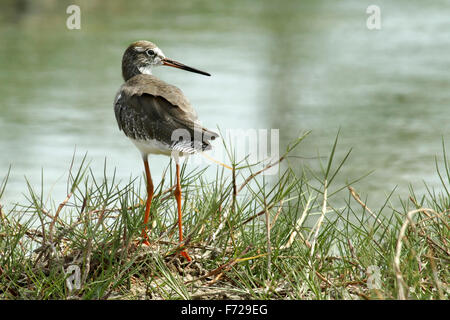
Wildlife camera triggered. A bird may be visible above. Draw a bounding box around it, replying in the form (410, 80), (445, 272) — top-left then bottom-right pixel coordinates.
(113, 40), (217, 261)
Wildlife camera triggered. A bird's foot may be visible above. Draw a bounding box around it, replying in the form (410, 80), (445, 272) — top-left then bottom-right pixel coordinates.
(132, 237), (151, 248)
(180, 250), (192, 262)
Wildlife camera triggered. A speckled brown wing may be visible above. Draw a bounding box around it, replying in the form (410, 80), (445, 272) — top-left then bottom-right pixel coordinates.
(114, 89), (217, 154)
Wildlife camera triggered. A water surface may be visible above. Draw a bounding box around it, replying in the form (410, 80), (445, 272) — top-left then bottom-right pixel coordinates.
(0, 0), (449, 208)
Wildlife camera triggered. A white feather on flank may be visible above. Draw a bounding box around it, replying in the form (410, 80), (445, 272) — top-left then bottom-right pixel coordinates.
(131, 137), (198, 159)
(131, 138), (172, 156)
(114, 93), (122, 104)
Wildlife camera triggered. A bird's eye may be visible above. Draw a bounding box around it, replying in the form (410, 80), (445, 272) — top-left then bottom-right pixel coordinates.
(146, 49), (155, 56)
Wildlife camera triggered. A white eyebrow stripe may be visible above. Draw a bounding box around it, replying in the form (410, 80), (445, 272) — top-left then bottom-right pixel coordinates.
(134, 46), (146, 52)
(153, 47), (165, 58)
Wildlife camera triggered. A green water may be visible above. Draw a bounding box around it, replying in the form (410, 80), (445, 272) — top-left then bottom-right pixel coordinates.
(1, 0), (449, 207)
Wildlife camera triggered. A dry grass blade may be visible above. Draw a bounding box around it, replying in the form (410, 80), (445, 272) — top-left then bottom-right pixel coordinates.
(185, 246), (251, 285)
(49, 192), (72, 243)
(309, 180), (328, 258)
(270, 199), (284, 230)
(348, 186), (386, 229)
(265, 202), (272, 277)
(394, 208), (439, 299)
(237, 202), (276, 228)
(237, 156), (285, 194)
(280, 195), (313, 250)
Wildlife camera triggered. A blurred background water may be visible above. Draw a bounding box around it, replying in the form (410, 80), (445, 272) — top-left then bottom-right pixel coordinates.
(0, 0), (449, 207)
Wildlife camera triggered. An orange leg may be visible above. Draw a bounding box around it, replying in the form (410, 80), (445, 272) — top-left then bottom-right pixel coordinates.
(174, 163), (192, 261)
(141, 155), (154, 246)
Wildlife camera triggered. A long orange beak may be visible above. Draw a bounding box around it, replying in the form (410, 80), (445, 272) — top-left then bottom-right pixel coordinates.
(162, 58), (211, 76)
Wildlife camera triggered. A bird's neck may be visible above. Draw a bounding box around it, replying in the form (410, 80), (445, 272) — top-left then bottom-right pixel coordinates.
(122, 64), (153, 81)
(122, 51), (153, 81)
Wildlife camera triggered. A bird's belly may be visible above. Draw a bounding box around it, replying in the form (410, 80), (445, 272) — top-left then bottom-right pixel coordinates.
(130, 138), (173, 156)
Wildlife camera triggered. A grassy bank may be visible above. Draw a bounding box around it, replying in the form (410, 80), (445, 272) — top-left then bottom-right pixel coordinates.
(0, 133), (448, 299)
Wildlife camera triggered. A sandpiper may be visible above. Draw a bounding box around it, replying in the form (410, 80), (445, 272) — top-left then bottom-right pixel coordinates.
(114, 40), (217, 261)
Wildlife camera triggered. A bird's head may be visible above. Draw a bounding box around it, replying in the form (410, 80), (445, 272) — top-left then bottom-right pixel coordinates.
(122, 40), (210, 81)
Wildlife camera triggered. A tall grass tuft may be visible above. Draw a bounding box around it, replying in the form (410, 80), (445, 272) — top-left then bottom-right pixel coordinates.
(0, 133), (448, 300)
